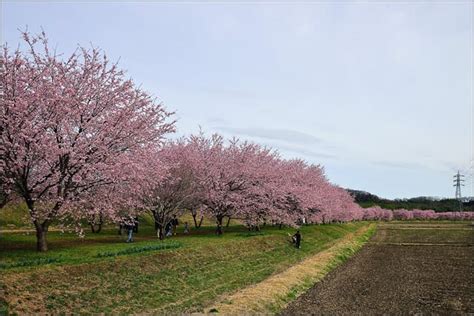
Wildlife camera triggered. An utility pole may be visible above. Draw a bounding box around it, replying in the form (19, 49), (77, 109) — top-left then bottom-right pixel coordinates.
(453, 171), (465, 212)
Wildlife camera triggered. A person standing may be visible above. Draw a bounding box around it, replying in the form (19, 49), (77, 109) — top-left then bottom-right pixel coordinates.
(293, 230), (302, 249)
(172, 215), (179, 235)
(216, 223), (223, 235)
(126, 220), (135, 243)
(133, 216), (139, 233)
(184, 222), (190, 234)
(165, 221), (173, 237)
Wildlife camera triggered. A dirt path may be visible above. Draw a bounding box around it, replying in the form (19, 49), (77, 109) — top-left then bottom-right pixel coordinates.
(281, 222), (474, 315)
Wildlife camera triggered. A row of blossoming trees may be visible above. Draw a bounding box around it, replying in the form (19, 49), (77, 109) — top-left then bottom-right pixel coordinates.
(1, 33), (473, 251)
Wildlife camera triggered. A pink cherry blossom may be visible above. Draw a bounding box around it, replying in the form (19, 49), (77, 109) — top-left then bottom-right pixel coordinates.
(0, 31), (174, 251)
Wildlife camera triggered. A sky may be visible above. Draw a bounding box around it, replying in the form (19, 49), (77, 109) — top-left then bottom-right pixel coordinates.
(2, 1), (473, 199)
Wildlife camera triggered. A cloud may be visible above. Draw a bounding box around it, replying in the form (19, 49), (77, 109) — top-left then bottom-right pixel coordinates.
(274, 143), (338, 160)
(206, 117), (228, 125)
(203, 87), (258, 100)
(213, 126), (336, 161)
(371, 160), (429, 170)
(215, 126), (323, 145)
(373, 159), (474, 175)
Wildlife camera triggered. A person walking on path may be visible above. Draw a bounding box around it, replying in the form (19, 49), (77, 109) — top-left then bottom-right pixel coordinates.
(293, 230), (302, 249)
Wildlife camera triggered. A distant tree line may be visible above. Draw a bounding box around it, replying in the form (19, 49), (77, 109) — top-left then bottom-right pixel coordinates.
(347, 190), (474, 212)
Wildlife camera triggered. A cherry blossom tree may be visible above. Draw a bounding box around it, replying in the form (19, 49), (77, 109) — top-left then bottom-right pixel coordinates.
(319, 185), (364, 223)
(392, 209), (413, 220)
(437, 211), (474, 220)
(0, 31), (174, 251)
(361, 206), (393, 221)
(185, 133), (368, 231)
(272, 159), (361, 226)
(188, 133), (283, 234)
(271, 159), (326, 227)
(141, 140), (199, 239)
(411, 209), (437, 220)
(391, 209), (474, 221)
(73, 149), (167, 234)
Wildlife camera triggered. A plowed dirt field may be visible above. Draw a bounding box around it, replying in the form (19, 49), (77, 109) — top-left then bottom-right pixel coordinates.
(281, 222), (474, 315)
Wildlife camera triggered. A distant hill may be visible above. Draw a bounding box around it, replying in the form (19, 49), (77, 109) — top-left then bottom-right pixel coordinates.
(347, 189), (474, 212)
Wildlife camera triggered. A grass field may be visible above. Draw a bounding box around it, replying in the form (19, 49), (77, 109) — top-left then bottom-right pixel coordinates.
(0, 212), (372, 314)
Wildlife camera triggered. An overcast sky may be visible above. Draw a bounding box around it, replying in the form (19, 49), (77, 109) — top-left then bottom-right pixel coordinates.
(2, 1), (473, 199)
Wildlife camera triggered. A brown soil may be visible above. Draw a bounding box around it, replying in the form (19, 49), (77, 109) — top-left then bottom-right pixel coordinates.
(281, 222), (474, 315)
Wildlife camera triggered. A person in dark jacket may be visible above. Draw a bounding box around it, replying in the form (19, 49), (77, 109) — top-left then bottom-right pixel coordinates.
(293, 230), (302, 249)
(172, 215), (179, 235)
(165, 221), (172, 237)
(133, 216), (139, 233)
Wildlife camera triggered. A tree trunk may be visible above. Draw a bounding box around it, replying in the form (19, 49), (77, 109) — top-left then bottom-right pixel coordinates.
(152, 210), (162, 239)
(191, 211), (202, 228)
(90, 223), (102, 233)
(226, 217), (231, 227)
(192, 212), (199, 228)
(157, 225), (164, 240)
(279, 223), (283, 230)
(0, 194), (9, 209)
(216, 215), (223, 235)
(27, 201), (50, 252)
(89, 212), (103, 233)
(89, 223), (103, 235)
(34, 222), (48, 252)
(192, 210), (204, 228)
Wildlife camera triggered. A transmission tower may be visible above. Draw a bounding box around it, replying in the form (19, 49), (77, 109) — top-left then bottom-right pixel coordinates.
(453, 171), (465, 211)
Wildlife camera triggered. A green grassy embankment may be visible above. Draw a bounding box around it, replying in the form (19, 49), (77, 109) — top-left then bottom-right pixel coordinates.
(0, 216), (372, 314)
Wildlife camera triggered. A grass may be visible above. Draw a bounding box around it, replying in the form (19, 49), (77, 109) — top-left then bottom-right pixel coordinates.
(0, 220), (371, 314)
(208, 223), (377, 315)
(0, 257), (63, 270)
(95, 242), (182, 258)
(0, 203), (30, 228)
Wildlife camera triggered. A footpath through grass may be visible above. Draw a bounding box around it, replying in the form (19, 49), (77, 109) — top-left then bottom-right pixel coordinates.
(0, 221), (371, 314)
